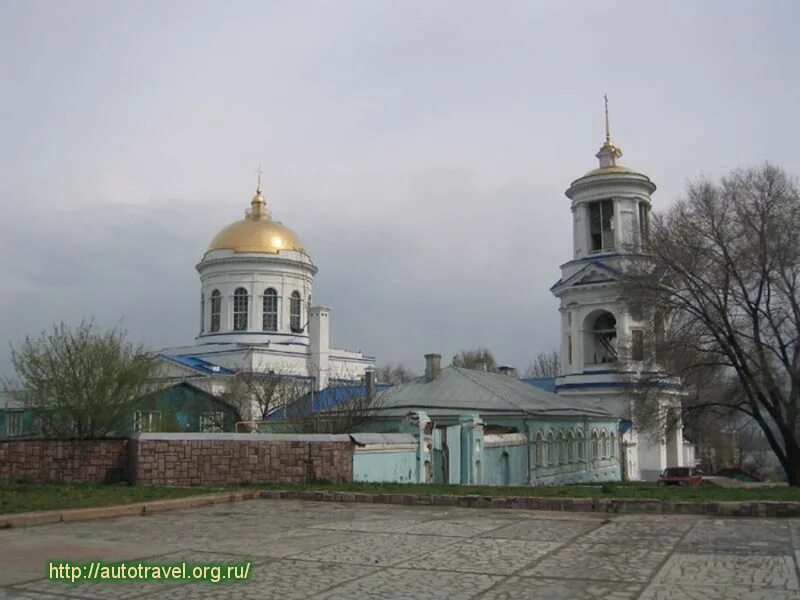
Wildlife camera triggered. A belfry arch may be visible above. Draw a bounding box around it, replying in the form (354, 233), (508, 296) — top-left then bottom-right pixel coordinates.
(583, 309), (617, 365)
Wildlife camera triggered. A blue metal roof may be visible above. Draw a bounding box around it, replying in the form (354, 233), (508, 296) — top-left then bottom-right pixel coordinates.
(160, 354), (235, 376)
(271, 383), (393, 419)
(521, 377), (557, 393)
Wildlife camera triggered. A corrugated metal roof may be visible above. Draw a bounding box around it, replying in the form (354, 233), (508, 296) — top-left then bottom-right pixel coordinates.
(271, 383), (393, 419)
(374, 367), (611, 418)
(521, 377), (556, 393)
(159, 354), (235, 376)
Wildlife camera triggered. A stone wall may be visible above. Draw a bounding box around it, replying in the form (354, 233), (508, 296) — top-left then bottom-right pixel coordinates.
(0, 439), (128, 483)
(130, 433), (354, 486)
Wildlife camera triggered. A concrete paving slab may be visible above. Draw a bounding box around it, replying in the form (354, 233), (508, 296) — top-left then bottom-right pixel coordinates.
(1, 499), (799, 599)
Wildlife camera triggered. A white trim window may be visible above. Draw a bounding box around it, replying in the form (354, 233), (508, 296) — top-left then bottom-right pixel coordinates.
(210, 289), (222, 332)
(289, 291), (302, 332)
(545, 431), (555, 466)
(263, 288), (278, 332)
(199, 411), (225, 433)
(534, 432), (544, 467)
(133, 411), (161, 433)
(233, 287), (249, 331)
(567, 430), (576, 463)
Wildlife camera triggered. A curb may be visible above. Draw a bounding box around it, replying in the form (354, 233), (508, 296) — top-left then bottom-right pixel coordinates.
(259, 490), (800, 518)
(0, 490), (261, 529)
(3, 488), (798, 528)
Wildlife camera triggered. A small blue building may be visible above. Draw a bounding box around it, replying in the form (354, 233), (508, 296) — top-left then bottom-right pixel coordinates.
(0, 382), (240, 438)
(357, 354), (621, 486)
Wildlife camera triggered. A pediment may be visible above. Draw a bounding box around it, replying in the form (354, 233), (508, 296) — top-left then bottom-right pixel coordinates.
(552, 260), (620, 293)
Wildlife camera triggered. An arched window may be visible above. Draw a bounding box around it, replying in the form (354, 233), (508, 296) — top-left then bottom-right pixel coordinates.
(577, 430), (585, 461)
(601, 430), (608, 459)
(262, 288), (278, 332)
(591, 430), (599, 461)
(535, 432), (544, 467)
(545, 431), (555, 466)
(200, 293), (205, 333)
(210, 290), (221, 332)
(567, 430), (576, 463)
(233, 287), (249, 331)
(557, 431), (566, 465)
(290, 291), (302, 332)
(610, 432), (617, 459)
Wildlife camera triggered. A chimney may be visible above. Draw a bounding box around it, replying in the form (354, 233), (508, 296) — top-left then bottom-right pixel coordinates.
(498, 366), (518, 378)
(365, 368), (376, 401)
(424, 353), (441, 382)
(309, 306), (330, 391)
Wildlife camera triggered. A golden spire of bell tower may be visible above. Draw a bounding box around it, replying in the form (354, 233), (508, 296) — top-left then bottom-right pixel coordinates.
(596, 94), (623, 167)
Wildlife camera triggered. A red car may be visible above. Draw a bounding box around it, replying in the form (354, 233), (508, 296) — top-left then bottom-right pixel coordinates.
(657, 466), (703, 486)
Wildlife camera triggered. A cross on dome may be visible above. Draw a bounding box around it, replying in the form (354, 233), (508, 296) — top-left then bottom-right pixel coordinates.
(596, 94), (623, 168)
(255, 164), (264, 193)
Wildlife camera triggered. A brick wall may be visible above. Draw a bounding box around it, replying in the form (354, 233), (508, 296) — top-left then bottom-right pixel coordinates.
(0, 439), (128, 483)
(130, 434), (354, 486)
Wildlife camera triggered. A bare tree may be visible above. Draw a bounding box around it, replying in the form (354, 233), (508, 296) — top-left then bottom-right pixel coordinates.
(375, 363), (416, 384)
(223, 366), (311, 427)
(291, 366), (383, 434)
(452, 348), (497, 371)
(621, 164), (800, 484)
(9, 321), (159, 438)
(525, 350), (560, 378)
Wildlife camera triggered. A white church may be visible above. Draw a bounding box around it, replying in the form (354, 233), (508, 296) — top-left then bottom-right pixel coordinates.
(157, 178), (375, 395)
(151, 110), (688, 481)
(550, 113), (691, 481)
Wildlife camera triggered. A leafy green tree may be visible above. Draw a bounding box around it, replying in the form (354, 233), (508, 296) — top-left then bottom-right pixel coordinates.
(10, 321), (159, 438)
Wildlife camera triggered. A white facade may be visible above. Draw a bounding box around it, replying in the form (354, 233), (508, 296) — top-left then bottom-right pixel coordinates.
(159, 184), (374, 395)
(551, 128), (685, 481)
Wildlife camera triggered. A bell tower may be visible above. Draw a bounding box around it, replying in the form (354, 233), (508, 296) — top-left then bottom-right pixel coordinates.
(550, 100), (683, 480)
(553, 100), (656, 384)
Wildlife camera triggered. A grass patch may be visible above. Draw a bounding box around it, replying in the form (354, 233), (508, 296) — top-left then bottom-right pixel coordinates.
(0, 482), (244, 515)
(261, 481), (800, 503)
(3, 480), (799, 515)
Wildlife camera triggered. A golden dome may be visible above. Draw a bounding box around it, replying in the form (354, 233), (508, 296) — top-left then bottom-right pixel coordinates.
(580, 165), (645, 178)
(206, 188), (306, 255)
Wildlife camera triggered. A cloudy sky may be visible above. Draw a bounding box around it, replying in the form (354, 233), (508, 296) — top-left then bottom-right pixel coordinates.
(1, 1), (798, 377)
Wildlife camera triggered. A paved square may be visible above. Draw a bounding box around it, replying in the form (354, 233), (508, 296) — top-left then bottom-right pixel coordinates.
(1, 499), (800, 599)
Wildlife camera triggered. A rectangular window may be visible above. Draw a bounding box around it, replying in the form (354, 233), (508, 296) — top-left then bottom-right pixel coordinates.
(233, 290), (249, 331)
(6, 411), (23, 437)
(262, 290), (278, 332)
(210, 292), (221, 332)
(200, 411), (225, 433)
(567, 335), (572, 365)
(638, 202), (649, 248)
(133, 411), (161, 433)
(290, 292), (303, 333)
(589, 200), (615, 252)
(631, 329), (644, 361)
